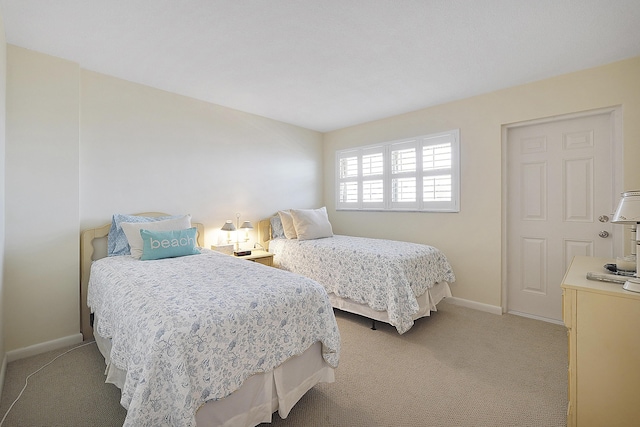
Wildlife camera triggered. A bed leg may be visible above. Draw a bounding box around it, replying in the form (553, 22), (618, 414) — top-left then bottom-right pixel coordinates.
(371, 319), (377, 330)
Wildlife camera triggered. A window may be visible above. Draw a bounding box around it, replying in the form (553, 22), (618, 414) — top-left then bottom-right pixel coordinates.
(336, 130), (460, 212)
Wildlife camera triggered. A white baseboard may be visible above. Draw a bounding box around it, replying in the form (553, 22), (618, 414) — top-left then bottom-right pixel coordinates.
(0, 353), (7, 402)
(507, 310), (565, 325)
(6, 333), (84, 363)
(443, 297), (503, 315)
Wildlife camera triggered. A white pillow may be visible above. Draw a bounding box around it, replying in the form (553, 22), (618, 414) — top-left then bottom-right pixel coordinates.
(278, 210), (297, 239)
(121, 214), (192, 259)
(290, 207), (333, 241)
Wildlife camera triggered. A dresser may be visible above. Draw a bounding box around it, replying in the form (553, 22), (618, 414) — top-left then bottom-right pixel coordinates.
(561, 256), (640, 427)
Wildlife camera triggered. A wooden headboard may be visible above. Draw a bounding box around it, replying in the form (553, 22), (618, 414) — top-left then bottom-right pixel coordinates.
(79, 213), (205, 341)
(257, 218), (273, 250)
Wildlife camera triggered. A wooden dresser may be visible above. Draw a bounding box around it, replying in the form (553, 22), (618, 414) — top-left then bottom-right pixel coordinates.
(561, 256), (640, 426)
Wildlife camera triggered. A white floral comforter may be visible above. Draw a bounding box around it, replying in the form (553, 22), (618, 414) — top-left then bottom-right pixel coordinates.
(269, 235), (455, 334)
(87, 249), (340, 427)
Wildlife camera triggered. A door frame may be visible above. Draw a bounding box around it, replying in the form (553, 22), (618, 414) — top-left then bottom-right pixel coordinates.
(501, 106), (624, 318)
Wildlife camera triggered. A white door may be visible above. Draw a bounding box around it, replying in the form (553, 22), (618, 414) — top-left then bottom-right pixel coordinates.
(506, 111), (618, 322)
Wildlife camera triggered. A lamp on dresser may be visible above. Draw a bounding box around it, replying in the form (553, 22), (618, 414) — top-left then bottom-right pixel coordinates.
(611, 190), (640, 292)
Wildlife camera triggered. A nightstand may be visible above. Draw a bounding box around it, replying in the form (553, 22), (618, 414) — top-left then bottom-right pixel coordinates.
(234, 249), (274, 266)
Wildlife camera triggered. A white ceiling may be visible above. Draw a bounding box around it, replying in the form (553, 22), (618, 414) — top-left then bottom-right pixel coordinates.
(2, 0), (640, 132)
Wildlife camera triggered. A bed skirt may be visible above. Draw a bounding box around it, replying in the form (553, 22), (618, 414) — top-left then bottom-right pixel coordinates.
(328, 281), (452, 325)
(94, 329), (334, 427)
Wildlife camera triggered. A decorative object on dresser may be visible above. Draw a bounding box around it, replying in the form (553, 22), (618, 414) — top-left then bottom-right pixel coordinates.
(611, 190), (640, 292)
(561, 256), (640, 427)
(81, 212), (340, 427)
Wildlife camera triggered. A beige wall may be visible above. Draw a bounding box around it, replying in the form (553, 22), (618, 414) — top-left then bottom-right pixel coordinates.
(0, 9), (7, 385)
(4, 46), (324, 353)
(324, 56), (640, 309)
(4, 46), (81, 352)
(79, 70), (324, 246)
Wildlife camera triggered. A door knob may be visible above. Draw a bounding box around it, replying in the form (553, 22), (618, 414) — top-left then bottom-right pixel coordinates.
(598, 231), (610, 238)
(598, 215), (609, 223)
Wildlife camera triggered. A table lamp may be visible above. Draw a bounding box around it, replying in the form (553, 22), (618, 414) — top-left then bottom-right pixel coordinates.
(221, 214), (253, 256)
(234, 213), (253, 256)
(611, 190), (640, 293)
(220, 220), (236, 244)
(240, 220), (253, 243)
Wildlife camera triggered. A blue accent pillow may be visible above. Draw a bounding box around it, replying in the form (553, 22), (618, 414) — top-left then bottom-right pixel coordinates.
(140, 227), (201, 261)
(270, 215), (285, 239)
(107, 214), (179, 256)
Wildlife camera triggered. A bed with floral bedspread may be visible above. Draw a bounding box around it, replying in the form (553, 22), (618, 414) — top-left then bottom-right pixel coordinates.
(87, 249), (340, 427)
(268, 235), (455, 334)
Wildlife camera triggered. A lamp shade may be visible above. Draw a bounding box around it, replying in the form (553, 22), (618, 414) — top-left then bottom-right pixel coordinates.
(221, 220), (236, 231)
(611, 190), (640, 224)
(240, 221), (253, 229)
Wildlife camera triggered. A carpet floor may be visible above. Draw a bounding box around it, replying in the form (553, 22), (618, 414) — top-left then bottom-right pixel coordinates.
(0, 301), (567, 426)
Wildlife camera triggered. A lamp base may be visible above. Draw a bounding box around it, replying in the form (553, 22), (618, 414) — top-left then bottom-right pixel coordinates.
(623, 277), (640, 293)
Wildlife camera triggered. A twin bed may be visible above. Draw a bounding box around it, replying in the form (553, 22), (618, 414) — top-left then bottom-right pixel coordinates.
(80, 213), (340, 427)
(80, 209), (454, 426)
(258, 208), (455, 334)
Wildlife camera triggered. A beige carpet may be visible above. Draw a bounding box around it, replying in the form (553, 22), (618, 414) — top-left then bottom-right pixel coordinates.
(0, 301), (567, 426)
